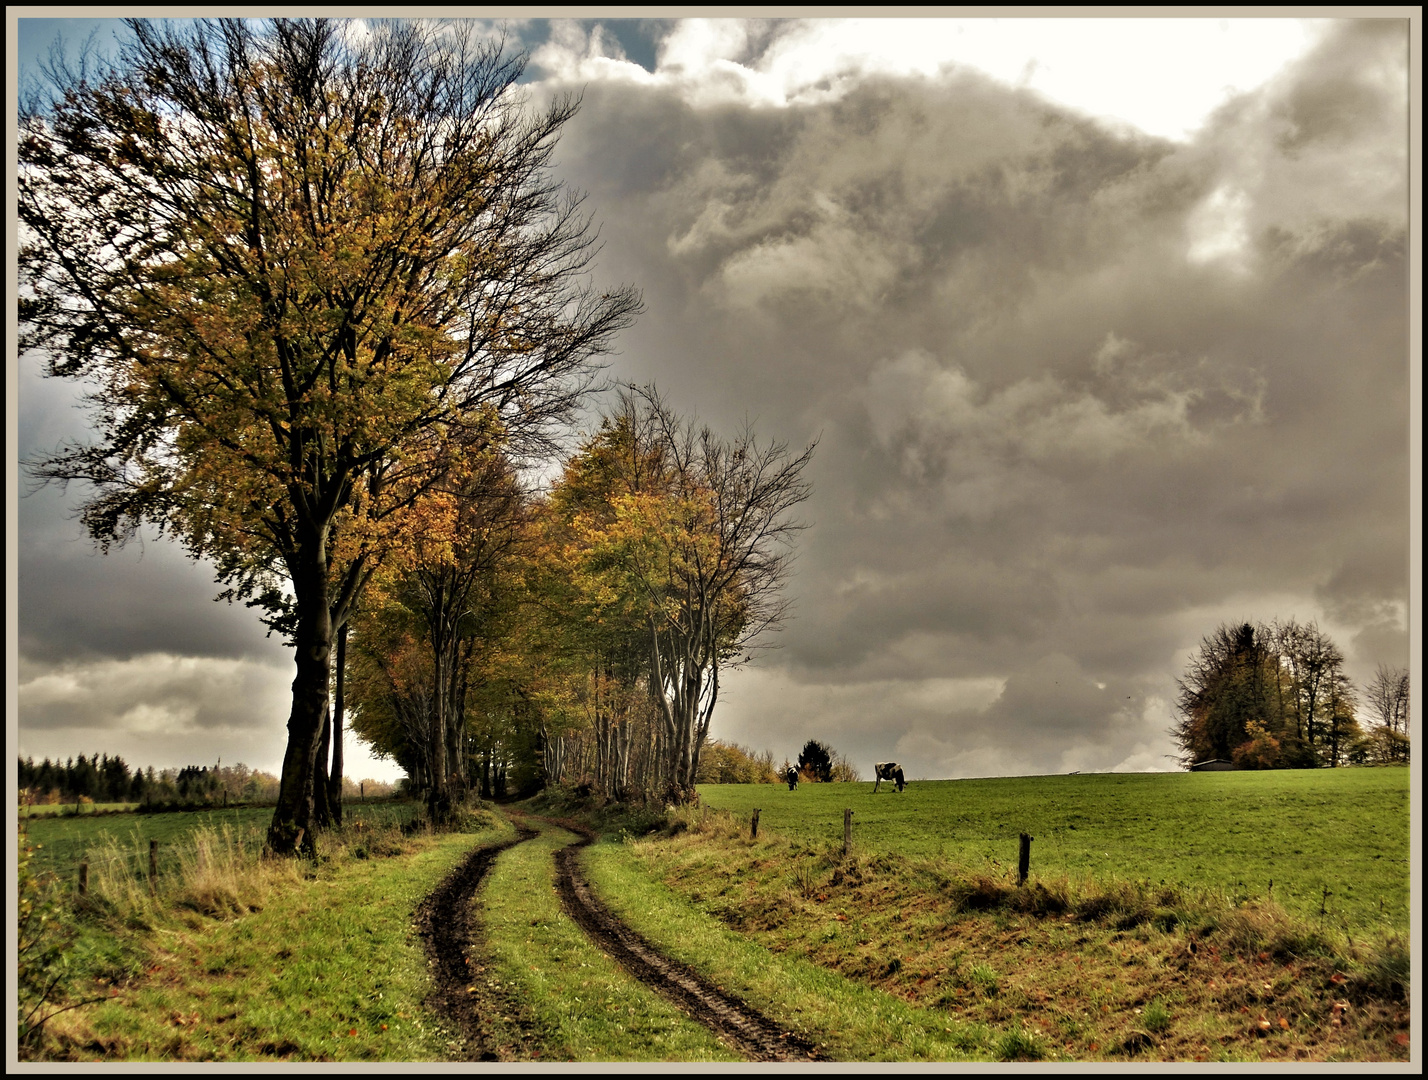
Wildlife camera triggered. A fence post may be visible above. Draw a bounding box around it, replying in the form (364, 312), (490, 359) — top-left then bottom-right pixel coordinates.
(149, 839), (158, 890)
(1018, 833), (1033, 886)
(751, 809), (761, 838)
(79, 861), (89, 897)
(843, 808), (853, 856)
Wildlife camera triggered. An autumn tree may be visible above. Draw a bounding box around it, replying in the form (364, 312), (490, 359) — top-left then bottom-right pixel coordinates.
(20, 18), (640, 852)
(346, 447), (528, 820)
(535, 403), (673, 799)
(560, 386), (816, 802)
(1269, 619), (1352, 767)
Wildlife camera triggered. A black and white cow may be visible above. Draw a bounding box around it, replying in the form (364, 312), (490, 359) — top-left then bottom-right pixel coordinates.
(873, 761), (905, 793)
(785, 766), (800, 790)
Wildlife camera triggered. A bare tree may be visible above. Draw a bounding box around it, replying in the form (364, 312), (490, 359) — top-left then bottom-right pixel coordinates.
(610, 386), (816, 801)
(1364, 664), (1411, 763)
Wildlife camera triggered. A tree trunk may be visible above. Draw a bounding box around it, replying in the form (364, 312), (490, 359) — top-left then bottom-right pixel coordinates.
(267, 559), (332, 855)
(312, 706), (333, 828)
(327, 622), (346, 826)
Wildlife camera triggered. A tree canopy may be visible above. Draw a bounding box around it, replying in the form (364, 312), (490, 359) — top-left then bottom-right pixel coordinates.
(20, 18), (640, 851)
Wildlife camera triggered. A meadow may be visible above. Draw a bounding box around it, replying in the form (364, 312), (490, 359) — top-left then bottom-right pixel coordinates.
(697, 768), (1411, 934)
(17, 769), (1413, 1063)
(20, 801), (423, 884)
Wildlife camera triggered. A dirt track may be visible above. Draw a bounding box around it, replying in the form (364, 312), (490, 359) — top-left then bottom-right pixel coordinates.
(551, 831), (825, 1062)
(414, 826), (540, 1061)
(418, 816), (823, 1062)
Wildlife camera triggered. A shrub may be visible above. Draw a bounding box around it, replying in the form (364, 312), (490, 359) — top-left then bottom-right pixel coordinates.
(17, 835), (84, 1057)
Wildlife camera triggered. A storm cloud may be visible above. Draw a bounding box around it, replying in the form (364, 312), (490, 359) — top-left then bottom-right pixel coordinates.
(13, 16), (1413, 781)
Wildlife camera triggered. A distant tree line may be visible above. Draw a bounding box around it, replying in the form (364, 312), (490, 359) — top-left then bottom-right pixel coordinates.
(16, 755), (282, 807)
(17, 756), (401, 808)
(1175, 620), (1410, 769)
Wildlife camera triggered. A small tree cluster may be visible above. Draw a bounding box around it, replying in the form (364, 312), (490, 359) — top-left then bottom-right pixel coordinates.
(1174, 620), (1405, 769)
(792, 739), (860, 782)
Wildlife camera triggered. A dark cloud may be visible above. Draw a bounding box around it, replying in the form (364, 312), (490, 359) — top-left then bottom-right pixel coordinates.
(15, 18), (1412, 781)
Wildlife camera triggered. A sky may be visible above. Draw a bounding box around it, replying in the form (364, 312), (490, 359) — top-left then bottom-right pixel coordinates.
(8, 12), (1420, 786)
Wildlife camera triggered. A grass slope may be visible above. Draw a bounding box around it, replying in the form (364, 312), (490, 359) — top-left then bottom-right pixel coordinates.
(588, 795), (1410, 1062)
(698, 769), (1410, 933)
(584, 838), (1000, 1061)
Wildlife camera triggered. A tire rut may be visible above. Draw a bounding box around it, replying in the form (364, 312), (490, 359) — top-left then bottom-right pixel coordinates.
(414, 826), (539, 1061)
(548, 825), (826, 1063)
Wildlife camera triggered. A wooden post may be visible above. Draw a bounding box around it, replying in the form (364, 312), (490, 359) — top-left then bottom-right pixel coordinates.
(149, 839), (158, 890)
(1018, 833), (1033, 886)
(843, 808), (853, 856)
(79, 861), (89, 896)
(751, 809), (761, 839)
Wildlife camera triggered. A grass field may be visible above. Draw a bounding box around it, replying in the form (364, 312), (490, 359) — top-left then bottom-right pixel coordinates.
(20, 802), (140, 817)
(20, 802), (424, 883)
(697, 769), (1411, 934)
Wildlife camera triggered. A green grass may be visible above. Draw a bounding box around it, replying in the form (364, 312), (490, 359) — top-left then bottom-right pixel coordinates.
(583, 838), (1000, 1061)
(479, 817), (741, 1062)
(36, 814), (513, 1061)
(22, 802), (424, 882)
(20, 802), (141, 817)
(697, 769), (1410, 933)
(590, 801), (1411, 1062)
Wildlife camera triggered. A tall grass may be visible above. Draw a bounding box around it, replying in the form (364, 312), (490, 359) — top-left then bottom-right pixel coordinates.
(76, 817), (412, 926)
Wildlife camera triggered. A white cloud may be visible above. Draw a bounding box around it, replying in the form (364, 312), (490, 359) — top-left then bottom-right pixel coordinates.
(534, 17), (1326, 139)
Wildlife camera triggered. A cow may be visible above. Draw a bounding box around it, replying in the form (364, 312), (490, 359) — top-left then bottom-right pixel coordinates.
(873, 761), (905, 793)
(785, 766), (800, 790)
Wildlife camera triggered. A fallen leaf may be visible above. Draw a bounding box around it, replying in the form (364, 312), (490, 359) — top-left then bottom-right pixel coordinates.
(1393, 1033), (1409, 1047)
(1279, 1017), (1289, 1029)
(348, 1028), (358, 1037)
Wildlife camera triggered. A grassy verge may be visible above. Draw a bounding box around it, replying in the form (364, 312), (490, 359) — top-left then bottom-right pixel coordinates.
(584, 839), (998, 1061)
(575, 802), (1411, 1063)
(25, 810), (513, 1062)
(478, 815), (741, 1062)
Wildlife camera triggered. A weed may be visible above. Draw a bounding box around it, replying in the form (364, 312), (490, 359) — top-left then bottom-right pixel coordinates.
(993, 1024), (1044, 1061)
(791, 860), (822, 899)
(1143, 997), (1172, 1033)
(969, 963), (998, 997)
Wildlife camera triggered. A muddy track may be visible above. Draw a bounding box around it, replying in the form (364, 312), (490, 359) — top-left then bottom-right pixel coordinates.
(549, 825), (826, 1063)
(414, 827), (540, 1061)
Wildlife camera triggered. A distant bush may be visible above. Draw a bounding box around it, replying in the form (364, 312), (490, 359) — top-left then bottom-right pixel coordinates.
(695, 740), (781, 784)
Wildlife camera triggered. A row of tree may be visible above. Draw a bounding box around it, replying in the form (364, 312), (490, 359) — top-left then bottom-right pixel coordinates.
(343, 386), (814, 809)
(16, 756), (281, 806)
(1174, 620), (1410, 769)
(20, 19), (812, 848)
